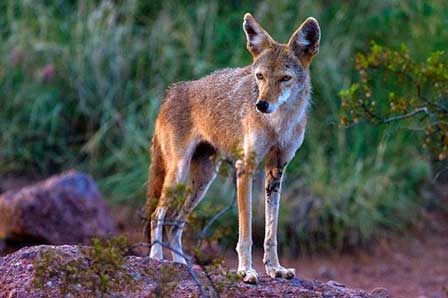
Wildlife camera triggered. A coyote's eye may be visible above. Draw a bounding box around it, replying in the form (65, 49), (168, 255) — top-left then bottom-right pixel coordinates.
(280, 75), (291, 82)
(256, 73), (264, 80)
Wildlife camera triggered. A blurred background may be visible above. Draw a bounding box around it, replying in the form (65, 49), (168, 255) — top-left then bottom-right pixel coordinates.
(0, 0), (447, 297)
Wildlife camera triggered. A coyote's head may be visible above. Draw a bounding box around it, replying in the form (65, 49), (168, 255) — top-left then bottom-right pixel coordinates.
(243, 13), (320, 114)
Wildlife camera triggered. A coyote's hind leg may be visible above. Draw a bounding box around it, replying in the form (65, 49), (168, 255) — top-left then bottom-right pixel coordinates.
(149, 206), (167, 260)
(168, 143), (218, 264)
(149, 155), (191, 260)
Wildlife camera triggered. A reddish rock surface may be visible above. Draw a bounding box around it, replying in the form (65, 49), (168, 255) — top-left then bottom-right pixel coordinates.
(0, 245), (377, 298)
(0, 171), (116, 249)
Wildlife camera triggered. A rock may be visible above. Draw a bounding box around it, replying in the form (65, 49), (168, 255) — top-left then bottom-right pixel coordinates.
(0, 171), (116, 249)
(0, 245), (376, 298)
(370, 287), (391, 298)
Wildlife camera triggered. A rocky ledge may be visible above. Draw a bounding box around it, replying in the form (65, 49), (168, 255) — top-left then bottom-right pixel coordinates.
(0, 245), (385, 298)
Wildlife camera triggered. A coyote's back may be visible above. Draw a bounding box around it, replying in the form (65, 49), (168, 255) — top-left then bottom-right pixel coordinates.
(156, 67), (256, 153)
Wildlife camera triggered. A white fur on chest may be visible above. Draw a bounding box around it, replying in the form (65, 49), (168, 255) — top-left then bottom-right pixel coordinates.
(266, 100), (307, 147)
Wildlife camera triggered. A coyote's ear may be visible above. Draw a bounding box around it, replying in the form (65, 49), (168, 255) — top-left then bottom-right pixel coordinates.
(243, 13), (273, 58)
(288, 17), (321, 65)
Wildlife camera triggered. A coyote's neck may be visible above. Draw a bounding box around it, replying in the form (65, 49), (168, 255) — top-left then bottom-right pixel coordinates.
(262, 86), (310, 137)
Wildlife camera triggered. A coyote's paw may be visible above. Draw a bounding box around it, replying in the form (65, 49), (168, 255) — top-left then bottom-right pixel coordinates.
(265, 265), (295, 279)
(238, 268), (259, 284)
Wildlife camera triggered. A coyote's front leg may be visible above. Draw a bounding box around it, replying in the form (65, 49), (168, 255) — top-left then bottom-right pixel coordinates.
(235, 159), (258, 284)
(263, 155), (295, 279)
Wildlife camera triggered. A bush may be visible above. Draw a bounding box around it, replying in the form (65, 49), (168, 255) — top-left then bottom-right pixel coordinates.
(32, 237), (134, 297)
(340, 43), (448, 160)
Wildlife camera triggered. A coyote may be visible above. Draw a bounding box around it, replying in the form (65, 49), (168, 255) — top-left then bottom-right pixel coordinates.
(145, 13), (320, 284)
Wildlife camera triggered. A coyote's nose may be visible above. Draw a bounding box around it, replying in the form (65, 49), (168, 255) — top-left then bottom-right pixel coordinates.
(255, 100), (270, 113)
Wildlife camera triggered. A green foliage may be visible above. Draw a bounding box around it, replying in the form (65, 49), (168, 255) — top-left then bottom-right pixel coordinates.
(340, 43), (448, 160)
(191, 247), (240, 295)
(201, 257), (240, 295)
(279, 136), (431, 252)
(31, 235), (242, 297)
(32, 236), (134, 297)
(0, 0), (156, 204)
(154, 263), (178, 297)
(165, 183), (192, 212)
(1, 0), (447, 252)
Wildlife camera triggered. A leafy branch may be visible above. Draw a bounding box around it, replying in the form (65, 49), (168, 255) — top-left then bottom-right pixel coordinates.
(340, 42), (448, 159)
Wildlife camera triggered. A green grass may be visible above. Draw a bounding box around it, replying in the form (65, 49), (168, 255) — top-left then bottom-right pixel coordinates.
(0, 0), (446, 252)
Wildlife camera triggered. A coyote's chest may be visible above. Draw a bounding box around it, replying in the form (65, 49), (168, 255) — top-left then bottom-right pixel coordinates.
(263, 100), (308, 148)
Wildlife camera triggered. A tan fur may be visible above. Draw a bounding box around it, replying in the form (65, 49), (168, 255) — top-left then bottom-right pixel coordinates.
(145, 13), (320, 284)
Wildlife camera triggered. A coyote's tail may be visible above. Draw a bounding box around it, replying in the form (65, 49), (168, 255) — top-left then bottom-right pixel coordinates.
(144, 135), (165, 241)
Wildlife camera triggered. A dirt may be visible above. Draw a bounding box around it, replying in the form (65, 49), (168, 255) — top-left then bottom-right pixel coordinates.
(223, 211), (448, 298)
